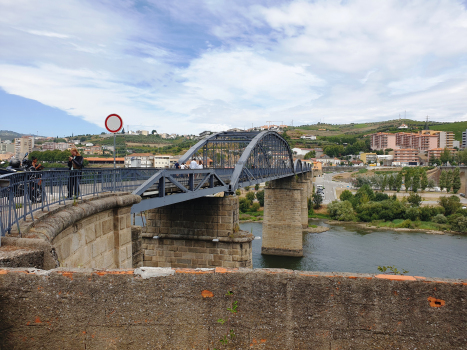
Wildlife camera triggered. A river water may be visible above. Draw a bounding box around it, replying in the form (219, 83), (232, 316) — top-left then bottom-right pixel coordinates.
(241, 220), (467, 279)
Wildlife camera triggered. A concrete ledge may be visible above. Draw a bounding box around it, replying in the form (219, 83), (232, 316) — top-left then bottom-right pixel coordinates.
(0, 268), (465, 349)
(144, 231), (254, 243)
(19, 193), (141, 242)
(1, 237), (58, 269)
(261, 247), (303, 257)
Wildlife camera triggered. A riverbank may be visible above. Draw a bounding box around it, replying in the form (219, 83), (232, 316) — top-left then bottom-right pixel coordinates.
(326, 219), (467, 235)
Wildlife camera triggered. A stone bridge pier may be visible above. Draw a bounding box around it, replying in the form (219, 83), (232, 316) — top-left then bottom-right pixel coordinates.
(262, 173), (313, 257)
(143, 196), (254, 269)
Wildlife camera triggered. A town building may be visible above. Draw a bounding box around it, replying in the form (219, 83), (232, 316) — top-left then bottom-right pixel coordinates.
(0, 142), (15, 154)
(14, 136), (34, 159)
(370, 133), (397, 150)
(124, 153), (154, 168)
(393, 149), (418, 166)
(360, 153), (377, 164)
(427, 148), (458, 160)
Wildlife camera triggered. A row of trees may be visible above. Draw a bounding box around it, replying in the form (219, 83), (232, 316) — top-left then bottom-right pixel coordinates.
(238, 190), (265, 213)
(352, 168), (462, 194)
(329, 186), (467, 231)
(429, 148), (467, 166)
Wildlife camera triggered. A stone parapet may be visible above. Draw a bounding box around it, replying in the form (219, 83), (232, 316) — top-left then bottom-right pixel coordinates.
(0, 267), (465, 349)
(3, 193), (141, 270)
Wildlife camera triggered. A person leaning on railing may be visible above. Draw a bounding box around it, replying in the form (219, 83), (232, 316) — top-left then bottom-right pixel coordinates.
(67, 148), (83, 199)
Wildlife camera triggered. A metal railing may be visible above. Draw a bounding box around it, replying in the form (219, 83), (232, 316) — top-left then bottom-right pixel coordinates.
(0, 163), (312, 239)
(0, 168), (156, 237)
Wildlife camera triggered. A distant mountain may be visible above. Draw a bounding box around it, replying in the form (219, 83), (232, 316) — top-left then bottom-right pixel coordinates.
(0, 130), (25, 141)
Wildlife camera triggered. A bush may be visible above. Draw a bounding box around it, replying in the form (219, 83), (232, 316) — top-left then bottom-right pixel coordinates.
(235, 189), (241, 196)
(245, 191), (256, 202)
(450, 215), (467, 232)
(432, 214), (448, 224)
(419, 206), (435, 222)
(405, 207), (420, 221)
(239, 198), (251, 213)
(244, 186), (250, 191)
(250, 202), (260, 212)
(374, 192), (389, 202)
(340, 190), (354, 201)
(327, 200), (356, 221)
(256, 190), (265, 207)
(312, 193), (323, 209)
(407, 193), (422, 207)
(438, 196), (461, 216)
(255, 183), (260, 191)
(397, 219), (415, 229)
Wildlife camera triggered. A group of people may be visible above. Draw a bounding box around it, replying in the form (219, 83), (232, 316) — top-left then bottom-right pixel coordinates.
(175, 158), (203, 169)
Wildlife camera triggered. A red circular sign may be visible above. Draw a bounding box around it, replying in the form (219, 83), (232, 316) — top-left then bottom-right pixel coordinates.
(105, 114), (123, 133)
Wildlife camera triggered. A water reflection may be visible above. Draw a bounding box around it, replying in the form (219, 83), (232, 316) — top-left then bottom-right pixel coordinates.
(241, 220), (467, 279)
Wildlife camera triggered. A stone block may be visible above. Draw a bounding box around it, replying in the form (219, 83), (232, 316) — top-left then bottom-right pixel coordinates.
(102, 218), (113, 235)
(85, 226), (96, 244)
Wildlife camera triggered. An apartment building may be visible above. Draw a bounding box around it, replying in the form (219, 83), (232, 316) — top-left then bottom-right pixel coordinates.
(14, 136), (34, 159)
(370, 133), (397, 150)
(393, 149), (418, 165)
(427, 148), (458, 160)
(41, 142), (70, 151)
(370, 130), (455, 151)
(462, 129), (467, 148)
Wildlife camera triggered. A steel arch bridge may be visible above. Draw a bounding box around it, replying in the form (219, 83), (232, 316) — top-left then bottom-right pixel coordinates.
(0, 131), (311, 236)
(131, 130), (311, 212)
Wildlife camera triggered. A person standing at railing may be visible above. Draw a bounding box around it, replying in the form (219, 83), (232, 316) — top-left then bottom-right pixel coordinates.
(67, 148), (83, 199)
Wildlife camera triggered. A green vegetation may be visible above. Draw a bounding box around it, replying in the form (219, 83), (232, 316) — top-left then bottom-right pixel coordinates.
(429, 121), (467, 141)
(331, 187), (466, 232)
(377, 266), (409, 275)
(214, 291), (238, 350)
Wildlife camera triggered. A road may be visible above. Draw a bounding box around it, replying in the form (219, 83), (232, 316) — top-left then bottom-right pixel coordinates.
(313, 173), (351, 204)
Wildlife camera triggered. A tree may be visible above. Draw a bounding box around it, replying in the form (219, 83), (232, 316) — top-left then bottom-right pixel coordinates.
(381, 175), (388, 192)
(327, 200), (356, 221)
(411, 173), (420, 193)
(452, 167), (461, 194)
(239, 198), (251, 212)
(246, 191), (256, 202)
(439, 170), (447, 191)
(121, 128), (125, 134)
(256, 190), (265, 207)
(388, 174), (395, 191)
(440, 148), (451, 165)
(395, 172), (403, 192)
(420, 171), (428, 192)
(151, 130), (158, 135)
(427, 178), (435, 190)
(404, 172), (412, 192)
(312, 193), (323, 209)
(304, 150), (316, 159)
(438, 196), (461, 216)
(407, 193), (422, 207)
(254, 183), (260, 191)
(340, 189), (354, 202)
(446, 170), (453, 193)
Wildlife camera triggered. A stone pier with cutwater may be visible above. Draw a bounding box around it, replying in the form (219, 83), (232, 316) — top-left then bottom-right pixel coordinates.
(261, 173), (312, 257)
(142, 196), (254, 269)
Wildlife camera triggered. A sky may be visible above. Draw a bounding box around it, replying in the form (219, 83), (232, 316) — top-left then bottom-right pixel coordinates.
(1, 0), (467, 137)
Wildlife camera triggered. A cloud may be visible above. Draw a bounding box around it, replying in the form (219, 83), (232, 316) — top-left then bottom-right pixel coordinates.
(1, 0), (467, 135)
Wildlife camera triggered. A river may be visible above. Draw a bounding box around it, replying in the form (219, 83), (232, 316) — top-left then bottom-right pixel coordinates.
(241, 220), (467, 279)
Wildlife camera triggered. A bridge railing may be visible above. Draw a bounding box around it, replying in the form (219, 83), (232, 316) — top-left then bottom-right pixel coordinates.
(0, 168), (157, 238)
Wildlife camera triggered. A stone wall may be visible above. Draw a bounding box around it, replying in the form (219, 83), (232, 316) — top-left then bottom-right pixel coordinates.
(143, 196), (254, 268)
(0, 267), (465, 349)
(3, 193), (141, 269)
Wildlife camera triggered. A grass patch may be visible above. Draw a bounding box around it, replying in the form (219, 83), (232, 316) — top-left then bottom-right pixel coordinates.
(308, 224), (318, 228)
(309, 213), (332, 219)
(358, 168), (368, 174)
(429, 121), (467, 141)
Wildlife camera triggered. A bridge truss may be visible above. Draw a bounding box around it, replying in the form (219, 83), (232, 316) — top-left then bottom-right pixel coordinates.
(0, 131), (311, 237)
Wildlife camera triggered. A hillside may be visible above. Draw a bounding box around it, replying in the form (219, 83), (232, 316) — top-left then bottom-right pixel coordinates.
(0, 130), (26, 141)
(290, 119), (465, 140)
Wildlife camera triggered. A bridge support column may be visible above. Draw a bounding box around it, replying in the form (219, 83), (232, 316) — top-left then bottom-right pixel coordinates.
(262, 176), (304, 257)
(142, 196), (254, 269)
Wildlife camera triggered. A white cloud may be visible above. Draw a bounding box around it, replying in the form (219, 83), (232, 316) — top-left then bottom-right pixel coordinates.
(1, 0), (467, 135)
